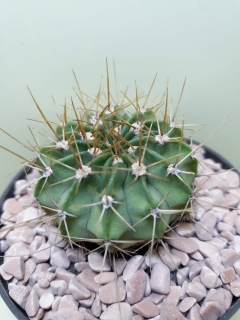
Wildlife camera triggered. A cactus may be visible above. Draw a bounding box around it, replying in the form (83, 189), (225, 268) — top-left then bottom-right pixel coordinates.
(0, 65), (199, 252)
(27, 75), (198, 253)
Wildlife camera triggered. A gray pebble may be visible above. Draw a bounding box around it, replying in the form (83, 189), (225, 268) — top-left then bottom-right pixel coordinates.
(178, 297), (197, 313)
(94, 271), (117, 284)
(223, 210), (238, 227)
(58, 307), (84, 320)
(91, 294), (102, 318)
(209, 236), (228, 250)
(132, 298), (159, 318)
(221, 267), (235, 283)
(33, 283), (54, 297)
(74, 261), (89, 272)
(177, 267), (189, 286)
(77, 268), (99, 292)
(69, 279), (91, 300)
(58, 295), (78, 311)
(48, 227), (68, 248)
(158, 246), (181, 271)
(114, 257), (127, 275)
(221, 249), (240, 268)
(41, 311), (58, 320)
(0, 239), (10, 252)
(38, 278), (49, 288)
(208, 189), (224, 205)
(180, 280), (188, 300)
(150, 292), (166, 304)
(220, 230), (234, 242)
(186, 303), (202, 320)
(230, 280), (240, 297)
(195, 222), (213, 241)
(3, 256), (25, 280)
(122, 255), (144, 281)
(100, 302), (132, 320)
(225, 170), (240, 188)
(144, 272), (151, 296)
(50, 279), (68, 296)
(25, 289), (40, 317)
(56, 267), (76, 282)
(150, 262), (170, 294)
(32, 243), (51, 264)
(189, 261), (205, 280)
(165, 231), (199, 254)
(223, 288), (233, 310)
(204, 258), (221, 275)
(171, 248), (189, 266)
(99, 278), (126, 304)
(195, 196), (214, 211)
(222, 193), (239, 207)
(217, 222), (236, 235)
(29, 307), (45, 320)
(66, 247), (86, 262)
(201, 212), (217, 228)
(235, 216), (240, 235)
(159, 299), (186, 319)
(126, 269), (147, 304)
(200, 301), (222, 320)
(175, 222), (196, 237)
(233, 260), (240, 276)
(52, 296), (61, 311)
(200, 266), (219, 289)
(51, 249), (70, 269)
(204, 288), (226, 316)
(20, 227), (36, 243)
(30, 235), (46, 253)
(186, 281), (207, 302)
(165, 286), (181, 305)
(9, 285), (29, 308)
(88, 252), (111, 272)
(145, 250), (162, 268)
(19, 258), (36, 285)
(192, 238), (221, 262)
(0, 265), (13, 280)
(79, 291), (95, 307)
(189, 251), (204, 261)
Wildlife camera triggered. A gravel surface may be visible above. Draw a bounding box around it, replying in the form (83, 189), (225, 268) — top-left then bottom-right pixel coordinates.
(0, 146), (240, 320)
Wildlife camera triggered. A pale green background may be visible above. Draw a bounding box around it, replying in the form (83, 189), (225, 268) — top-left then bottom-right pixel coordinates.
(0, 0), (240, 319)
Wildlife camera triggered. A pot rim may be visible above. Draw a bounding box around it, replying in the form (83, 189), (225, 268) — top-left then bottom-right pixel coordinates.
(0, 144), (239, 320)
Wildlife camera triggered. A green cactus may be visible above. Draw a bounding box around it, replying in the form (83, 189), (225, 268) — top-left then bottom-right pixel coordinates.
(30, 79), (198, 251)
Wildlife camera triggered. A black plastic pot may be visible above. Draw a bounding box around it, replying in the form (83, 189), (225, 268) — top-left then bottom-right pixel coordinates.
(0, 145), (239, 320)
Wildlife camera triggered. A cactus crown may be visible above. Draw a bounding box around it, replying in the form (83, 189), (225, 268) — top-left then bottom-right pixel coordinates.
(29, 69), (198, 252)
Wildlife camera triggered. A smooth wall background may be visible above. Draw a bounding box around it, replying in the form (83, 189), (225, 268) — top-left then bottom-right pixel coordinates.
(0, 1), (240, 319)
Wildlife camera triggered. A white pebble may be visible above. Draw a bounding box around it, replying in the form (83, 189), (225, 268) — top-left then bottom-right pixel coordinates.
(39, 292), (54, 309)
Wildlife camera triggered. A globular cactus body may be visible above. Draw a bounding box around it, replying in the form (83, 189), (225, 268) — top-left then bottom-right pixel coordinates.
(34, 103), (198, 250)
